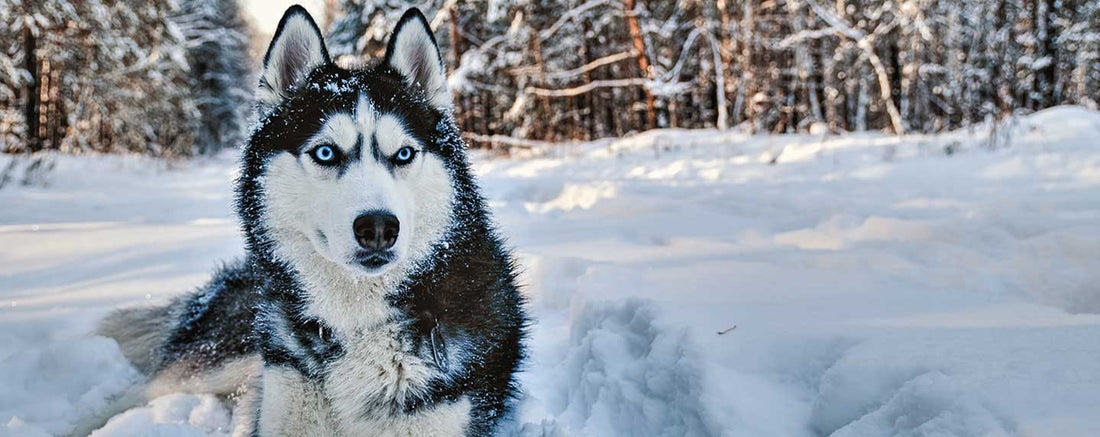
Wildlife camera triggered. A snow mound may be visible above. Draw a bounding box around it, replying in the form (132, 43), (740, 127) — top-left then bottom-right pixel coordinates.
(90, 394), (233, 437)
(828, 371), (1008, 437)
(1014, 105), (1100, 135)
(0, 337), (139, 436)
(811, 327), (1100, 437)
(519, 299), (716, 436)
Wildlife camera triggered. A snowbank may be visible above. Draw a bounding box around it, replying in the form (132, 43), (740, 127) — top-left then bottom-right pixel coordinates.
(89, 394), (233, 437)
(2, 106), (1100, 436)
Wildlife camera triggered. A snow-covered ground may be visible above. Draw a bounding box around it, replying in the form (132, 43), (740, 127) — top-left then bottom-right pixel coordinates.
(3, 106), (1100, 436)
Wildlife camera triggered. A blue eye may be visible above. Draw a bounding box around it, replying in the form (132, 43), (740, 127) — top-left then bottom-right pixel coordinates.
(393, 146), (417, 166)
(310, 145), (339, 165)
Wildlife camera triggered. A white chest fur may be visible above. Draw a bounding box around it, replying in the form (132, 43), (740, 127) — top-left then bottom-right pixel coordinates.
(324, 322), (436, 421)
(325, 325), (469, 435)
(258, 321), (470, 437)
(260, 300), (471, 435)
(258, 362), (470, 437)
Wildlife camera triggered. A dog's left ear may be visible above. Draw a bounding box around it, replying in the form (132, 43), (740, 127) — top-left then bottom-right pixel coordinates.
(384, 8), (452, 110)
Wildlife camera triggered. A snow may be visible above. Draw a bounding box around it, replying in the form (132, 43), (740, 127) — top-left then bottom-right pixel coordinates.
(90, 394), (233, 437)
(0, 338), (139, 436)
(3, 106), (1100, 436)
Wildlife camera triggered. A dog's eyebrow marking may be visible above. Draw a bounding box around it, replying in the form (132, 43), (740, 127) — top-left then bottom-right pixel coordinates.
(370, 134), (383, 162)
(349, 134), (363, 162)
(338, 133), (364, 178)
(369, 133), (396, 173)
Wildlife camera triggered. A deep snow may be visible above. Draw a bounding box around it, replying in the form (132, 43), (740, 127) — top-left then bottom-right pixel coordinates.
(2, 106), (1100, 436)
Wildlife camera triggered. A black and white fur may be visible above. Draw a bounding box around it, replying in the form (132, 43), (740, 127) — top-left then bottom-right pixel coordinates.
(94, 7), (526, 436)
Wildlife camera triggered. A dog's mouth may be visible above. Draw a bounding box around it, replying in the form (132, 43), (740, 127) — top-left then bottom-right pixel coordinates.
(352, 250), (396, 273)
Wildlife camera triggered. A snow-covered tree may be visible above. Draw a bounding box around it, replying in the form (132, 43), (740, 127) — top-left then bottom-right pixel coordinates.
(172, 0), (255, 153)
(327, 0), (444, 63)
(321, 0), (1099, 146)
(3, 0), (1098, 154)
(1060, 0), (1100, 109)
(0, 0), (254, 156)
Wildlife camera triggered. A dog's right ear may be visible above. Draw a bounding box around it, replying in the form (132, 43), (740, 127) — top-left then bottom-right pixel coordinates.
(257, 6), (331, 114)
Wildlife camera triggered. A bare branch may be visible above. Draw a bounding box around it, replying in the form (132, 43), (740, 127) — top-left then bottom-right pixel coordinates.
(525, 78), (650, 97)
(801, 0), (906, 135)
(509, 51), (637, 80)
(463, 133), (582, 150)
(539, 0), (619, 42)
(778, 27), (843, 48)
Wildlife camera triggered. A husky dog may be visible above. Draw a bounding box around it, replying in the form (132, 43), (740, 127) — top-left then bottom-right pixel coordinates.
(94, 6), (526, 436)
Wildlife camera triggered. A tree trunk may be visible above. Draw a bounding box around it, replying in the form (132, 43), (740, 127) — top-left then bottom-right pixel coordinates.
(448, 5), (466, 132)
(858, 39), (905, 134)
(717, 0), (735, 125)
(703, 31), (728, 130)
(740, 1), (756, 133)
(531, 34), (556, 141)
(623, 0), (656, 130)
(1038, 0), (1058, 107)
(993, 0), (1009, 114)
(580, 21), (594, 140)
(24, 28), (41, 153)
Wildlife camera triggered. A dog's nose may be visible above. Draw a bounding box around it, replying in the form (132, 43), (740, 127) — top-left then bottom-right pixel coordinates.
(353, 212), (399, 250)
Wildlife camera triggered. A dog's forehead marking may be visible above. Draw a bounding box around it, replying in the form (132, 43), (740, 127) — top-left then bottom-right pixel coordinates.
(355, 93), (415, 155)
(354, 93), (377, 133)
(374, 116), (410, 155)
(300, 93), (420, 178)
(304, 93), (377, 155)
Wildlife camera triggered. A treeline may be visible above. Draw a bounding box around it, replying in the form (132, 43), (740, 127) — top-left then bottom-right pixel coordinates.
(0, 0), (252, 156)
(2, 1), (1098, 156)
(328, 0), (1100, 146)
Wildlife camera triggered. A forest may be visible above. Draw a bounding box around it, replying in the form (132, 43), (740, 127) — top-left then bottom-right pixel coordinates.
(2, 0), (1098, 155)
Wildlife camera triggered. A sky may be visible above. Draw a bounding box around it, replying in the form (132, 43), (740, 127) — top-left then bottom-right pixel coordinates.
(244, 0), (328, 34)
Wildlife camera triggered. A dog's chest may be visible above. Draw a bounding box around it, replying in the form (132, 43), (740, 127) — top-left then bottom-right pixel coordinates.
(315, 322), (470, 435)
(322, 321), (436, 419)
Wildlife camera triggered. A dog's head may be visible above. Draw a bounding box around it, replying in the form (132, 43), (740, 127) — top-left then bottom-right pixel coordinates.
(241, 6), (458, 280)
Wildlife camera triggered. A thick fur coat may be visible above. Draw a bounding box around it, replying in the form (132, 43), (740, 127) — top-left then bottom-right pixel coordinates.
(94, 7), (526, 437)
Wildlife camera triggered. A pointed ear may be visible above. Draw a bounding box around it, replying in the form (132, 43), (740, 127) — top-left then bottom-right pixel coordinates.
(257, 6), (331, 113)
(384, 8), (452, 110)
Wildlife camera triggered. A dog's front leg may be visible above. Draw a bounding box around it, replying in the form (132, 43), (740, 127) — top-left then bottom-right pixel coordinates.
(255, 366), (336, 436)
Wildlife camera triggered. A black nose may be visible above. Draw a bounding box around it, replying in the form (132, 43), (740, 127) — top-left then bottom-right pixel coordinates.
(353, 212), (399, 250)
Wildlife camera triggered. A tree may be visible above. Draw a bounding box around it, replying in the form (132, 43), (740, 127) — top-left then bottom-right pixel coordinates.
(172, 0), (255, 153)
(5, 0), (1098, 154)
(1, 0), (256, 156)
(327, 0), (444, 62)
